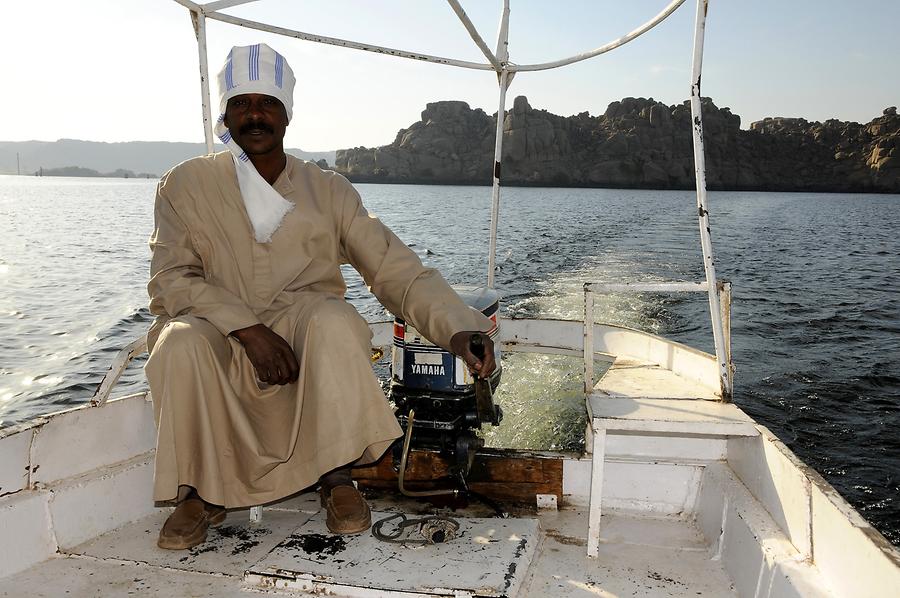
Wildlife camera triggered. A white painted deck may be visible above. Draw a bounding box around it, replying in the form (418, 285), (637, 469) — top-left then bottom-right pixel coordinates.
(0, 493), (738, 598)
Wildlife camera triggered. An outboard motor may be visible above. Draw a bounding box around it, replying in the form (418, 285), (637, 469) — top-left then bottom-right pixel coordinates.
(390, 286), (502, 483)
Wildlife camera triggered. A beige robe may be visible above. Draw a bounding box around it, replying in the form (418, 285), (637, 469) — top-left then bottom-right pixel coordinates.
(145, 152), (491, 508)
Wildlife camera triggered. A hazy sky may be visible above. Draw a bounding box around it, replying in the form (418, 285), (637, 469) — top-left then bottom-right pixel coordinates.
(2, 0), (897, 151)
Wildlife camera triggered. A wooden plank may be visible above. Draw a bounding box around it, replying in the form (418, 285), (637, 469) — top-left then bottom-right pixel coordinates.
(352, 448), (563, 505)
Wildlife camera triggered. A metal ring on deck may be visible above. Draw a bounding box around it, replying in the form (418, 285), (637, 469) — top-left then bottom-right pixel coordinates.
(372, 513), (460, 545)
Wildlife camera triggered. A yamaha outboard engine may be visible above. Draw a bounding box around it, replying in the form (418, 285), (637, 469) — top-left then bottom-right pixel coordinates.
(389, 286), (502, 482)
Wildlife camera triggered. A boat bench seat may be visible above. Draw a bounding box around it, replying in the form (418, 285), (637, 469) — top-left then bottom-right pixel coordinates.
(595, 357), (721, 401)
(584, 394), (759, 557)
(587, 395), (758, 436)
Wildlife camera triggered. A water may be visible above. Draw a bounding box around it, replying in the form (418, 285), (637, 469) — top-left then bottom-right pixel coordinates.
(1, 176), (897, 545)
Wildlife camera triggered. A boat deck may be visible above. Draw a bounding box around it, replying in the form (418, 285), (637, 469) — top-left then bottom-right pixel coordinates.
(0, 490), (737, 597)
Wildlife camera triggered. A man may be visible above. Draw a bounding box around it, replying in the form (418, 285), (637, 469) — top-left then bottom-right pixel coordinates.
(145, 43), (495, 550)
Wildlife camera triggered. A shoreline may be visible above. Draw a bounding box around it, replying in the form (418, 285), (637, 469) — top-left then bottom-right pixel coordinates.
(345, 174), (900, 195)
(5, 171), (900, 195)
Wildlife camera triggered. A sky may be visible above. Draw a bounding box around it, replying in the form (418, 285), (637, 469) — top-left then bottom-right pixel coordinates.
(1, 0), (898, 151)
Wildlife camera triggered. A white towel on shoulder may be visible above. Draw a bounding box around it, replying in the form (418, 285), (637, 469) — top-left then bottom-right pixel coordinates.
(214, 43), (297, 243)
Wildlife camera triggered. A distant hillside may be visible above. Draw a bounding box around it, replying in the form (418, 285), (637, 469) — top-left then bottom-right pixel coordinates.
(37, 166), (157, 179)
(336, 97), (900, 193)
(0, 140), (336, 177)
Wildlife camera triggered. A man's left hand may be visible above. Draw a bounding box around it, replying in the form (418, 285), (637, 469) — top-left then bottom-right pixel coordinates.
(450, 331), (497, 379)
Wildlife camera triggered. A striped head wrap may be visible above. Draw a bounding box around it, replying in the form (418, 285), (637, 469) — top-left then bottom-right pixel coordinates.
(215, 44), (297, 243)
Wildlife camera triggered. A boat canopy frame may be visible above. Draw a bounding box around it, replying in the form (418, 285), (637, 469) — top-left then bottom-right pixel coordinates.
(170, 0), (732, 399)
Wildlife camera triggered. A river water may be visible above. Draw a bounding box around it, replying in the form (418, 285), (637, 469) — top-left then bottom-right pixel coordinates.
(0, 175), (897, 545)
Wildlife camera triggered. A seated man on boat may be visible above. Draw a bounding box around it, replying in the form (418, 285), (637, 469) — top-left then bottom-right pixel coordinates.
(145, 43), (496, 550)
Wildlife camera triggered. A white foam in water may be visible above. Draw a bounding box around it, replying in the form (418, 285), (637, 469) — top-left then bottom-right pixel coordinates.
(487, 260), (666, 451)
(485, 353), (601, 452)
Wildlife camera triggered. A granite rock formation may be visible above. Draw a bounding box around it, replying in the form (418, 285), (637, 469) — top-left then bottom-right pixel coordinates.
(335, 97), (900, 192)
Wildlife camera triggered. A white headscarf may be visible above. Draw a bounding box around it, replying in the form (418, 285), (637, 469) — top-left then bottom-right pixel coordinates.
(215, 44), (297, 243)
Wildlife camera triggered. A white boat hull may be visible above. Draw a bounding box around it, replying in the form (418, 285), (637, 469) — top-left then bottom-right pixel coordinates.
(2, 320), (897, 596)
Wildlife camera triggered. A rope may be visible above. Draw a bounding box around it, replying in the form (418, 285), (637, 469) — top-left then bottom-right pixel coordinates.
(372, 513), (460, 545)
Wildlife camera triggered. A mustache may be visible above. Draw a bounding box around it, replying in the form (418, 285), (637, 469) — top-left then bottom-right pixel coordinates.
(239, 122), (274, 134)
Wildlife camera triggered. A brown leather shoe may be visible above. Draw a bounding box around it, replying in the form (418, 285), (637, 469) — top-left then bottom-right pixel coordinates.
(157, 497), (226, 550)
(320, 485), (371, 535)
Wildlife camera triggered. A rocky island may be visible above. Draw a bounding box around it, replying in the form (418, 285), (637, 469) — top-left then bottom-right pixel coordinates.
(335, 97), (900, 193)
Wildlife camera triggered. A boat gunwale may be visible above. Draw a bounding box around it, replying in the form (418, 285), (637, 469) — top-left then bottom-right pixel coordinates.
(1, 315), (721, 439)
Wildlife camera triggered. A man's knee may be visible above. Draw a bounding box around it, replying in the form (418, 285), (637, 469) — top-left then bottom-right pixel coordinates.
(152, 316), (229, 361)
(306, 299), (372, 346)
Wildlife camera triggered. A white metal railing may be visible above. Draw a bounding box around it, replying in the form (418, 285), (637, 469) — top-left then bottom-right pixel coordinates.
(90, 336), (148, 406)
(154, 0), (731, 397)
(583, 280), (733, 401)
(92, 1), (731, 405)
(169, 0), (730, 396)
(172, 1), (720, 288)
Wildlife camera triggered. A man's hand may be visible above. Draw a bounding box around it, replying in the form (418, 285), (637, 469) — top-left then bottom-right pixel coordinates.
(231, 324), (299, 385)
(450, 331), (497, 379)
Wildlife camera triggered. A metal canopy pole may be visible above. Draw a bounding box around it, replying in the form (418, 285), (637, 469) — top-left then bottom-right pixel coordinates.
(688, 0), (731, 400)
(487, 0), (511, 288)
(190, 9), (216, 153)
(203, 11), (492, 71)
(512, 0), (687, 72)
(202, 0), (261, 11)
(446, 0), (502, 70)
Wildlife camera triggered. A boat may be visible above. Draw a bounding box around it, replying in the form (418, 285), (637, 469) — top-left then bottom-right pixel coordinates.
(1, 1), (898, 596)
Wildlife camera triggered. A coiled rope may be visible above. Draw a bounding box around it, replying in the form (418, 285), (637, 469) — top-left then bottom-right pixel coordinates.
(372, 513), (460, 545)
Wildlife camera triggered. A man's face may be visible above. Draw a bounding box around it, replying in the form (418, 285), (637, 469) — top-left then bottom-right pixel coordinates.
(224, 93), (288, 156)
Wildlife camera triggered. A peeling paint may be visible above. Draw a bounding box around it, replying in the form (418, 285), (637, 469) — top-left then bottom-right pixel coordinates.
(544, 529), (586, 546)
(503, 537), (529, 590)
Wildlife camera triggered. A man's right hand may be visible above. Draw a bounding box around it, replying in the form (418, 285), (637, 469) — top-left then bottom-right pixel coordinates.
(231, 324), (299, 385)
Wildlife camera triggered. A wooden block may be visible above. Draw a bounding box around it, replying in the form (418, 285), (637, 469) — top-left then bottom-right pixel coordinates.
(352, 448), (563, 505)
